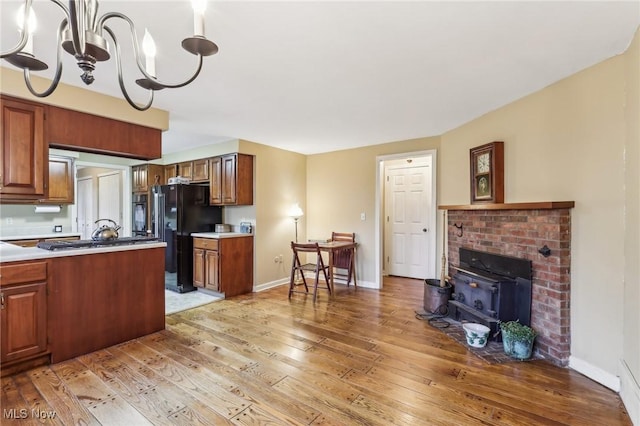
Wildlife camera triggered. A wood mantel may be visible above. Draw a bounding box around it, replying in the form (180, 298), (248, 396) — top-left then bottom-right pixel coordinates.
(438, 201), (575, 211)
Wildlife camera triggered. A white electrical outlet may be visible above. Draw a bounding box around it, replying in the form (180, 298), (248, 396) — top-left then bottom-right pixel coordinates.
(6, 217), (13, 225)
(360, 212), (366, 221)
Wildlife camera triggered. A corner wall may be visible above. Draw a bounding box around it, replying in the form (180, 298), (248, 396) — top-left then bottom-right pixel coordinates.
(307, 137), (440, 286)
(440, 50), (630, 389)
(622, 27), (640, 425)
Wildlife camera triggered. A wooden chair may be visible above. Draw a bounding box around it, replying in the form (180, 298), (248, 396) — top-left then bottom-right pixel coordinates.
(289, 242), (331, 302)
(331, 232), (357, 287)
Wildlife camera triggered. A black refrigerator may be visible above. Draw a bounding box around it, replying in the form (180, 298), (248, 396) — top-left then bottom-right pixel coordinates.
(151, 184), (222, 293)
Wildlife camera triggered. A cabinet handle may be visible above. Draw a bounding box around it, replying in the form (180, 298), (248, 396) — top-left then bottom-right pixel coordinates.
(1, 293), (4, 309)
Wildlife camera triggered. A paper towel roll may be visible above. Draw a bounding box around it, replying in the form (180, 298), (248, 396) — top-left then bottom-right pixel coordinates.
(34, 205), (61, 214)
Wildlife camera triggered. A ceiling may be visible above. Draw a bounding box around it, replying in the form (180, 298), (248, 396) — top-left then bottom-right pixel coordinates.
(1, 1), (638, 155)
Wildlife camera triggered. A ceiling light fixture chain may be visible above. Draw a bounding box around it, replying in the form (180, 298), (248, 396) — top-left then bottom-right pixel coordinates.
(1, 0), (219, 111)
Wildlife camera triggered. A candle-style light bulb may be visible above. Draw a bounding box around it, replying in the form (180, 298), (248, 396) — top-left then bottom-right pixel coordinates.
(191, 0), (207, 36)
(16, 4), (37, 54)
(142, 28), (156, 77)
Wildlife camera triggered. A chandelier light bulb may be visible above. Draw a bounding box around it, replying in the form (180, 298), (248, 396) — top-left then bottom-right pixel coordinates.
(191, 0), (207, 36)
(16, 4), (37, 33)
(192, 0), (208, 14)
(16, 5), (37, 54)
(142, 29), (156, 77)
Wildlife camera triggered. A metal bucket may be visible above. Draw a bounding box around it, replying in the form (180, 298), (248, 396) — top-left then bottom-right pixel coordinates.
(423, 279), (452, 315)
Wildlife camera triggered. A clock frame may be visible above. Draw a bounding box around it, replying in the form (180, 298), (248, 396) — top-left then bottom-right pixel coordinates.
(470, 141), (504, 204)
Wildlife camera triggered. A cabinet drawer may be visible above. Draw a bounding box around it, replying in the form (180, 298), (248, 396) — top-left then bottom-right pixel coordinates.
(193, 238), (219, 251)
(0, 261), (47, 286)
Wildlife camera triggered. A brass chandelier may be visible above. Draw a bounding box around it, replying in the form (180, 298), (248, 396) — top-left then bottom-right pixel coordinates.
(0, 0), (218, 111)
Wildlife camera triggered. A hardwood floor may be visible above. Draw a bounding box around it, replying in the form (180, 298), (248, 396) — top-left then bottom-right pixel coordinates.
(1, 276), (631, 425)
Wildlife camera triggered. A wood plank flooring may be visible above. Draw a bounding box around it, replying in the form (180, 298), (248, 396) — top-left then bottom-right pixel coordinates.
(1, 276), (631, 425)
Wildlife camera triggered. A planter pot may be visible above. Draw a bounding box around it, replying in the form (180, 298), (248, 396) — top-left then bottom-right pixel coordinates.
(502, 332), (534, 360)
(423, 279), (452, 315)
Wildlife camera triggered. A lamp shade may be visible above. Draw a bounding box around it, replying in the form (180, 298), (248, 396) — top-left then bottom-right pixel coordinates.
(289, 203), (304, 219)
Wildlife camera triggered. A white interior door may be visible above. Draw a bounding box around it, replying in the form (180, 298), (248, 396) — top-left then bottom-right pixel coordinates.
(77, 177), (94, 240)
(384, 160), (433, 279)
(98, 172), (122, 228)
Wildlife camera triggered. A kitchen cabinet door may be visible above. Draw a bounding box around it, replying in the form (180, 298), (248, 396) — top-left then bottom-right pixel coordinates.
(45, 156), (74, 204)
(209, 153), (253, 205)
(178, 161), (193, 180)
(0, 96), (46, 202)
(193, 247), (205, 287)
(205, 250), (220, 292)
(164, 164), (177, 185)
(209, 157), (223, 205)
(132, 164), (162, 193)
(191, 159), (209, 182)
(1, 282), (47, 363)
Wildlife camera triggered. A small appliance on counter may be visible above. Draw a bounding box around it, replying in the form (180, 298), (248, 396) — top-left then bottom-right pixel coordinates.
(240, 222), (253, 233)
(215, 224), (231, 233)
(168, 176), (191, 185)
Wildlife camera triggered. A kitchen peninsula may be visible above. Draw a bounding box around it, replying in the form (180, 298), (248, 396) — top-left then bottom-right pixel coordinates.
(0, 240), (166, 376)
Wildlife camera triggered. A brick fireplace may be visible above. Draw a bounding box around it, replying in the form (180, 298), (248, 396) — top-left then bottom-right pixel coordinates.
(442, 202), (574, 366)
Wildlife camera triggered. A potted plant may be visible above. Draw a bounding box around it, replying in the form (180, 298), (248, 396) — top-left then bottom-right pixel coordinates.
(500, 320), (537, 360)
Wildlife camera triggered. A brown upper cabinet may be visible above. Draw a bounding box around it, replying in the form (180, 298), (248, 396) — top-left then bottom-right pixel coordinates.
(44, 156), (74, 204)
(164, 164), (177, 184)
(178, 161), (193, 180)
(0, 96), (47, 202)
(132, 164), (163, 193)
(191, 159), (209, 182)
(47, 105), (161, 160)
(209, 153), (253, 206)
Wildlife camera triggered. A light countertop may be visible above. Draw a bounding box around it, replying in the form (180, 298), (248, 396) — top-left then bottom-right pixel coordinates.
(191, 232), (253, 239)
(0, 240), (166, 263)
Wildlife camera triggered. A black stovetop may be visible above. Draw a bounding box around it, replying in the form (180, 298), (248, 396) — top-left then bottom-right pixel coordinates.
(37, 236), (159, 251)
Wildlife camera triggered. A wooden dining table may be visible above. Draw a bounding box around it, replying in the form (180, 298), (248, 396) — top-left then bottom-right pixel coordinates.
(315, 240), (357, 294)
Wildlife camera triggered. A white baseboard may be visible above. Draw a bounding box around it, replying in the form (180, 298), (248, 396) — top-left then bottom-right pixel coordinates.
(254, 277), (379, 292)
(332, 278), (378, 289)
(254, 278), (289, 292)
(620, 360), (640, 426)
(569, 355), (621, 391)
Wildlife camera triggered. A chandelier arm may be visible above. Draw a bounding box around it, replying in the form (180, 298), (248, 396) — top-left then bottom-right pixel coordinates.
(98, 12), (206, 90)
(102, 25), (154, 111)
(22, 20), (68, 98)
(98, 12), (152, 80)
(49, 0), (70, 17)
(0, 0), (33, 58)
(68, 0), (87, 56)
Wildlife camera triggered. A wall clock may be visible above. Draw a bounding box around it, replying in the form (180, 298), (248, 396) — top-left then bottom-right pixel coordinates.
(470, 141), (504, 204)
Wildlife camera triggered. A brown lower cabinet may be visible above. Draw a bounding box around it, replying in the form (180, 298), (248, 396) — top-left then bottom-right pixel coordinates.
(0, 246), (165, 376)
(193, 236), (253, 297)
(0, 261), (49, 376)
(48, 247), (165, 363)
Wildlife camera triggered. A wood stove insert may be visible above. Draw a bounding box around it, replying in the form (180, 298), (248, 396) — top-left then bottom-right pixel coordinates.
(449, 248), (532, 341)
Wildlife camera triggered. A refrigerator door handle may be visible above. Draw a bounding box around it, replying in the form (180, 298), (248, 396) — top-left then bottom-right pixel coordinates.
(154, 192), (166, 240)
